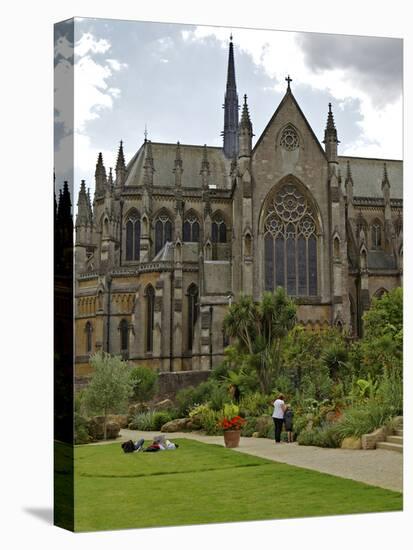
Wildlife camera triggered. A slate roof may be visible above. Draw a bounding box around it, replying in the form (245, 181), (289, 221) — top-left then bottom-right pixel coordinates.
(125, 142), (232, 189)
(338, 155), (403, 200)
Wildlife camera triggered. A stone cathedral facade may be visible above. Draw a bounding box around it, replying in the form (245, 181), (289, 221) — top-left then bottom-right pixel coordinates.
(74, 38), (403, 379)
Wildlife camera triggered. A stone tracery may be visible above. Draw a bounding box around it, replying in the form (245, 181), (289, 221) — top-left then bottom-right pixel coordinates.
(264, 183), (318, 296)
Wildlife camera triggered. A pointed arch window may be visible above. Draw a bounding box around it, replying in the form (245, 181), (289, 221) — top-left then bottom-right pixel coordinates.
(146, 285), (155, 352)
(356, 217), (367, 241)
(280, 125), (299, 151)
(85, 321), (92, 353)
(187, 284), (199, 351)
(211, 215), (227, 243)
(371, 221), (382, 249)
(264, 183), (318, 296)
(154, 213), (173, 254)
(183, 214), (200, 242)
(125, 212), (141, 261)
(119, 319), (129, 352)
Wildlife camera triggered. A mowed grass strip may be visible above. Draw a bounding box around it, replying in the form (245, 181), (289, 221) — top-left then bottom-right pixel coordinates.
(74, 439), (402, 532)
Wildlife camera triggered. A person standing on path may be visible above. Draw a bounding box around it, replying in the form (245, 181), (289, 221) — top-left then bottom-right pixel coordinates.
(272, 393), (286, 443)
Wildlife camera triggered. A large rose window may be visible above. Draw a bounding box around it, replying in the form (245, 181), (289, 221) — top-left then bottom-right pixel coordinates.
(264, 184), (318, 296)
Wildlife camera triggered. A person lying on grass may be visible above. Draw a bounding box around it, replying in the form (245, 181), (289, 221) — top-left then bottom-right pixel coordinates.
(121, 434), (179, 453)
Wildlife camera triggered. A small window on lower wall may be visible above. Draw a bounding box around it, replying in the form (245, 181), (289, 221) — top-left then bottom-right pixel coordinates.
(187, 284), (199, 352)
(119, 319), (129, 352)
(146, 285), (155, 352)
(85, 321), (92, 353)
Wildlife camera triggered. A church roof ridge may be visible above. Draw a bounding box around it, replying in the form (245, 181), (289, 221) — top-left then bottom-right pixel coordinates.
(252, 87), (327, 159)
(338, 154), (402, 163)
(148, 141), (225, 150)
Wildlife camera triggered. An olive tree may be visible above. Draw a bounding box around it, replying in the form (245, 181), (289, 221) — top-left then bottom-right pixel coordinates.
(83, 352), (134, 439)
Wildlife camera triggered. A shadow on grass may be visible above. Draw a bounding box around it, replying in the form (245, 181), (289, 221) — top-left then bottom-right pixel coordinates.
(79, 461), (267, 479)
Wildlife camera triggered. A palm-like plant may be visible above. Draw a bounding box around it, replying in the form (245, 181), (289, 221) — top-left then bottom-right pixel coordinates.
(223, 288), (297, 393)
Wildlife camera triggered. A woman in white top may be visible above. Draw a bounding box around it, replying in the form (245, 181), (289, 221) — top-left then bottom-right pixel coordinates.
(272, 393), (286, 443)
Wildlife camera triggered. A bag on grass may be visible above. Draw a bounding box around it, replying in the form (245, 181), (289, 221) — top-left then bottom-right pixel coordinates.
(121, 440), (135, 453)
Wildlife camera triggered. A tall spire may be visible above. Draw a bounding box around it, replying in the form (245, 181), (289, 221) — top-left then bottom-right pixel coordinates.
(345, 160), (353, 185)
(115, 140), (126, 187)
(76, 180), (91, 226)
(108, 167), (114, 191)
(59, 181), (72, 222)
(200, 144), (210, 189)
(382, 162), (390, 188)
(87, 188), (93, 220)
(143, 140), (155, 186)
(239, 94), (253, 158)
(323, 103), (339, 162)
(94, 152), (107, 197)
(222, 35), (239, 158)
(173, 141), (183, 188)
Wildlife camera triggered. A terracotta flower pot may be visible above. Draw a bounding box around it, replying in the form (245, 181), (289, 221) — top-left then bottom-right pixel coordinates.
(223, 430), (241, 448)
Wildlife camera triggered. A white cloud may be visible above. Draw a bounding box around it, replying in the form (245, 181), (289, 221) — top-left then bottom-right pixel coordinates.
(55, 32), (128, 199)
(106, 58), (128, 71)
(183, 27), (402, 159)
(54, 36), (73, 60)
(75, 32), (111, 56)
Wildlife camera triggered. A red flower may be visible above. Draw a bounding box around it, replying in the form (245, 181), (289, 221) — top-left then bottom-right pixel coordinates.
(218, 415), (246, 431)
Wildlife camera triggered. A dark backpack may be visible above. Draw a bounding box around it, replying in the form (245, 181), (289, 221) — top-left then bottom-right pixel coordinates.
(121, 440), (135, 453)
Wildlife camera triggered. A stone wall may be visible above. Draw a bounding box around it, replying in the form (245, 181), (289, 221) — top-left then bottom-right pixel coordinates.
(157, 370), (210, 396)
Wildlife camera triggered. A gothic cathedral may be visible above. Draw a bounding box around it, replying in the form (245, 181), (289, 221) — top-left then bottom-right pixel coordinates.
(74, 38), (403, 380)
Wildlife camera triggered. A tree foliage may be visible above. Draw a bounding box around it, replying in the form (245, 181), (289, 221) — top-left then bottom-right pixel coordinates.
(223, 288), (296, 393)
(357, 288), (403, 378)
(83, 352), (134, 439)
(129, 365), (158, 402)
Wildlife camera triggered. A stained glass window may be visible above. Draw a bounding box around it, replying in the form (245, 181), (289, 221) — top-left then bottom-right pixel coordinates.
(154, 213), (172, 254)
(146, 285), (155, 352)
(280, 125), (299, 151)
(264, 183), (318, 296)
(183, 215), (200, 242)
(211, 215), (227, 243)
(371, 222), (382, 249)
(125, 214), (141, 261)
(85, 321), (92, 353)
(119, 319), (128, 351)
(187, 284), (199, 351)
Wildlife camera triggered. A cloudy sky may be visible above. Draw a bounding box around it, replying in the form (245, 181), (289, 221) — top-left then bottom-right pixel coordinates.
(54, 17), (402, 201)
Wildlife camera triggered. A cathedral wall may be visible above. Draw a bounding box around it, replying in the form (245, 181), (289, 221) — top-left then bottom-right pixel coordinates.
(203, 261), (231, 294)
(251, 97), (331, 302)
(368, 275), (401, 298)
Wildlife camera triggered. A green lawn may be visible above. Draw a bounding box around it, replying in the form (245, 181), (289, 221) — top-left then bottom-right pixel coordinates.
(73, 439), (402, 532)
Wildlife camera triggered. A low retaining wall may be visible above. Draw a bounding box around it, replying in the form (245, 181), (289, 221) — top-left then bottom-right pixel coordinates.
(158, 370), (210, 396)
(76, 369), (210, 396)
(362, 427), (388, 450)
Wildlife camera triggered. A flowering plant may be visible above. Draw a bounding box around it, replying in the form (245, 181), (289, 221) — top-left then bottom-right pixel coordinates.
(218, 415), (246, 431)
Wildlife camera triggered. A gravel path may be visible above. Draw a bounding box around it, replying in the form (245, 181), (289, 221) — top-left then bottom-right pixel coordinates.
(100, 429), (403, 493)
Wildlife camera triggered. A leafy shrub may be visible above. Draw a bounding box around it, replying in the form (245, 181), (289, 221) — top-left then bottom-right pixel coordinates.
(297, 425), (340, 448)
(74, 413), (91, 444)
(272, 374), (295, 397)
(292, 413), (309, 437)
(189, 403), (220, 435)
(331, 400), (394, 441)
(209, 384), (231, 411)
(152, 411), (172, 430)
(128, 411), (156, 431)
(175, 380), (217, 416)
(376, 367), (403, 415)
(221, 403), (240, 419)
(241, 417), (258, 437)
(129, 366), (158, 402)
(239, 392), (271, 417)
(263, 423), (274, 440)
